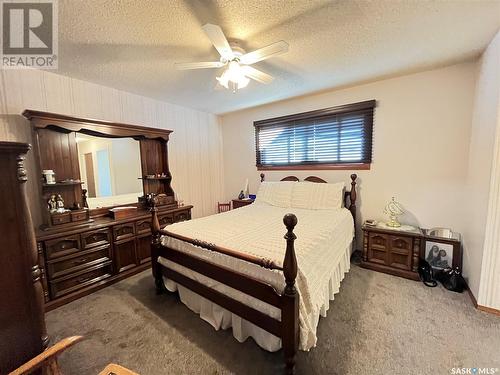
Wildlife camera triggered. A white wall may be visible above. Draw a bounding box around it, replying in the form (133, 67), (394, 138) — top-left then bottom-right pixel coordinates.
(220, 63), (477, 253)
(467, 31), (500, 307)
(0, 69), (224, 221)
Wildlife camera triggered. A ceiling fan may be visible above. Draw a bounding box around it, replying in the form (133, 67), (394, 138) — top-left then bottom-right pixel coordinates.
(175, 24), (289, 92)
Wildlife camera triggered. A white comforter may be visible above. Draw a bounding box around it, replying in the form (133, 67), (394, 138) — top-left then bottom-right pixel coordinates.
(159, 202), (354, 351)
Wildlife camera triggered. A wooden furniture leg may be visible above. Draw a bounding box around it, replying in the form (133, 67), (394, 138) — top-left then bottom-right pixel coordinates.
(150, 198), (167, 294)
(282, 214), (299, 375)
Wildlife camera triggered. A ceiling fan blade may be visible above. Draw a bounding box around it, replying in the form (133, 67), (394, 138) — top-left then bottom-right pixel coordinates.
(241, 66), (274, 84)
(175, 61), (224, 70)
(239, 41), (289, 65)
(202, 23), (233, 59)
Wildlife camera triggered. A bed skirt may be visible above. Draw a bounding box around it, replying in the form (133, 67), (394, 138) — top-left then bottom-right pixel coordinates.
(158, 241), (352, 352)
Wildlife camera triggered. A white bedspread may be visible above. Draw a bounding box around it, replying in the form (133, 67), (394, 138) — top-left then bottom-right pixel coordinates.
(159, 202), (354, 351)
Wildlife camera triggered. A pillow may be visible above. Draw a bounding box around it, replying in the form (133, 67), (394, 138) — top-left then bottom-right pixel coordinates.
(291, 181), (344, 210)
(255, 181), (295, 207)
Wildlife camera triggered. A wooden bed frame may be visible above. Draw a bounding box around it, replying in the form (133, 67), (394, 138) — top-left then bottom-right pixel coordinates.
(150, 174), (358, 374)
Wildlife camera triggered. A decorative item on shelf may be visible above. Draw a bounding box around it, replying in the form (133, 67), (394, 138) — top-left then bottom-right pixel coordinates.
(249, 194), (256, 200)
(177, 193), (184, 207)
(364, 219), (378, 227)
(243, 178), (249, 198)
(48, 194), (57, 212)
(145, 174), (155, 179)
(82, 189), (88, 208)
(42, 169), (56, 184)
(55, 194), (67, 213)
(383, 197), (404, 227)
(238, 190), (245, 200)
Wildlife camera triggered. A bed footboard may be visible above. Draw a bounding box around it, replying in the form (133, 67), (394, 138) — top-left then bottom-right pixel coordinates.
(149, 200), (300, 375)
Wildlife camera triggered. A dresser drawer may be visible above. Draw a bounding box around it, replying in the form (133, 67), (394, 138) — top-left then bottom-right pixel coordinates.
(51, 212), (71, 226)
(70, 210), (87, 222)
(45, 235), (80, 259)
(81, 229), (110, 249)
(46, 244), (111, 279)
(174, 210), (190, 223)
(49, 262), (112, 299)
(158, 213), (174, 227)
(136, 218), (151, 234)
(113, 222), (135, 241)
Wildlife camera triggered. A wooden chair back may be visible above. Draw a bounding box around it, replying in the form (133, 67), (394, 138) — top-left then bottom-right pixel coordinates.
(217, 202), (231, 213)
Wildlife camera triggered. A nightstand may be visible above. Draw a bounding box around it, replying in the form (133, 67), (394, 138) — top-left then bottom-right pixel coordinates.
(361, 223), (423, 280)
(232, 199), (254, 209)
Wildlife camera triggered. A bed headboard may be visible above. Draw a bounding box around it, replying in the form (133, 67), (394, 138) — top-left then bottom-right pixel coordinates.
(259, 173), (358, 224)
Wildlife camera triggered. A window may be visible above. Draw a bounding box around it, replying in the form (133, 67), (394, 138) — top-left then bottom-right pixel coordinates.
(254, 100), (375, 170)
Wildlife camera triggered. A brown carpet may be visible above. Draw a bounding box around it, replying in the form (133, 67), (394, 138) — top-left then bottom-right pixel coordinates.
(46, 264), (500, 375)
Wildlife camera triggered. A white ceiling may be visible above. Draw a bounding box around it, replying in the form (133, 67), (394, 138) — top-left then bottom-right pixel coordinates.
(58, 0), (500, 114)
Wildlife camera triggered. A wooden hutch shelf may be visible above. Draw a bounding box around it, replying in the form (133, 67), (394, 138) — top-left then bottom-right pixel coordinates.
(42, 181), (84, 187)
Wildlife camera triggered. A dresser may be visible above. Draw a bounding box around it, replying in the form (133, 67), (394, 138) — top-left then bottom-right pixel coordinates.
(22, 110), (193, 309)
(37, 205), (192, 310)
(361, 223), (422, 280)
(0, 142), (47, 373)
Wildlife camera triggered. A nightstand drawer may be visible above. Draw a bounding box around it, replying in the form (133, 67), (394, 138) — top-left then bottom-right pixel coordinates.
(390, 236), (412, 253)
(369, 233), (388, 250)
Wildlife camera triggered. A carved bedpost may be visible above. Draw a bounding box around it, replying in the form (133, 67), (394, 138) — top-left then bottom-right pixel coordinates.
(282, 213), (299, 375)
(149, 195), (166, 294)
(349, 174), (357, 226)
(17, 147), (49, 349)
(260, 173), (265, 182)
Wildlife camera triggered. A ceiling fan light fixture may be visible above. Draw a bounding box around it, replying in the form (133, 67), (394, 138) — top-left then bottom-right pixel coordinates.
(217, 62), (250, 92)
(175, 24), (287, 91)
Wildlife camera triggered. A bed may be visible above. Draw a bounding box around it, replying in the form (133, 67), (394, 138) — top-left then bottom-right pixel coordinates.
(149, 174), (358, 374)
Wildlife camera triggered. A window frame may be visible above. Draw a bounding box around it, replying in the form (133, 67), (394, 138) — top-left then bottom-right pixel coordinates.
(254, 100), (376, 171)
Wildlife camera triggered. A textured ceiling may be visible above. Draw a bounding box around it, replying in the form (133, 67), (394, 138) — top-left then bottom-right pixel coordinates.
(57, 0), (500, 114)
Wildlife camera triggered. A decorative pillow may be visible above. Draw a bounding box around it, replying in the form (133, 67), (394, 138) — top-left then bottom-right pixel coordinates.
(291, 181), (344, 210)
(255, 181), (295, 208)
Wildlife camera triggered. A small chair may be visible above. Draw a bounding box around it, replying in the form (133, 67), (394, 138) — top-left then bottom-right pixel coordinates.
(10, 336), (139, 375)
(217, 202), (231, 213)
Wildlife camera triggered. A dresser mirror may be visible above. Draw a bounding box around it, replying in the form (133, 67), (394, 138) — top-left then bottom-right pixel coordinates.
(75, 133), (143, 209)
